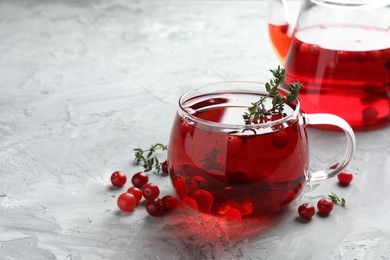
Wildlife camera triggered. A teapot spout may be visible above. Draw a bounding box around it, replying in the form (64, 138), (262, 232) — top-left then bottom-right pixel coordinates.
(268, 0), (293, 64)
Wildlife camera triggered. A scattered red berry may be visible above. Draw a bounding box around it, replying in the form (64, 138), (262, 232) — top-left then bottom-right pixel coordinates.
(161, 195), (178, 210)
(127, 187), (143, 203)
(161, 160), (168, 174)
(298, 203), (315, 219)
(117, 193), (137, 212)
(145, 199), (166, 217)
(131, 172), (149, 188)
(337, 171), (353, 186)
(142, 183), (160, 200)
(317, 198), (334, 215)
(110, 171), (127, 188)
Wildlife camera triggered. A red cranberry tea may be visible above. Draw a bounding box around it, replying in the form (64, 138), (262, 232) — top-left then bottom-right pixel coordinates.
(168, 92), (309, 219)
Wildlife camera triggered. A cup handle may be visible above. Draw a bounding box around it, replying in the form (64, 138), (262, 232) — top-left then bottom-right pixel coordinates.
(303, 113), (356, 182)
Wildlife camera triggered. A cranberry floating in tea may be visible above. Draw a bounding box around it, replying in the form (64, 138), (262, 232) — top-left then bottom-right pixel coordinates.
(268, 0), (390, 129)
(168, 67), (356, 219)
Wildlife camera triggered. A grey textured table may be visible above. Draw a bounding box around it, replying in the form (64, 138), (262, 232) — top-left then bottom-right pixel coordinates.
(0, 1), (389, 259)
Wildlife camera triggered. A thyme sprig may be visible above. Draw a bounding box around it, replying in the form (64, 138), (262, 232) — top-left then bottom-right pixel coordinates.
(243, 66), (303, 123)
(133, 143), (168, 173)
(328, 192), (347, 207)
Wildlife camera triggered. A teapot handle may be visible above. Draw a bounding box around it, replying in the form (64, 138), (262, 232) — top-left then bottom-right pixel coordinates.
(303, 113), (356, 182)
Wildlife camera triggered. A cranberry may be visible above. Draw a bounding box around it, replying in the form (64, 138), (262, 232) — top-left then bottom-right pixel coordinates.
(283, 183), (304, 205)
(217, 203), (232, 215)
(117, 193), (137, 212)
(271, 130), (289, 149)
(225, 208), (241, 220)
(239, 202), (254, 216)
(127, 187), (143, 203)
(337, 171), (353, 186)
(317, 198), (334, 215)
(183, 197), (198, 211)
(173, 178), (189, 199)
(298, 203), (315, 219)
(110, 171), (127, 188)
(161, 195), (178, 210)
(142, 183), (160, 200)
(145, 199), (165, 217)
(299, 43), (311, 54)
(161, 160), (168, 174)
(131, 172), (149, 188)
(226, 135), (243, 154)
(192, 190), (214, 213)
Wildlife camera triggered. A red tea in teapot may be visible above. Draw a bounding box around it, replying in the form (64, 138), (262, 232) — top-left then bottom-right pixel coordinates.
(268, 23), (291, 63)
(283, 25), (389, 128)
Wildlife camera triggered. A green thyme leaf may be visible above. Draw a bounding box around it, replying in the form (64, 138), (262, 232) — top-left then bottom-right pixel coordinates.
(133, 143), (168, 173)
(243, 66), (303, 124)
(328, 192), (347, 207)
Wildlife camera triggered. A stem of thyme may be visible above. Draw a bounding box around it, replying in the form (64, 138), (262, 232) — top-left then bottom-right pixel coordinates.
(328, 192), (347, 207)
(243, 66), (303, 124)
(133, 143), (168, 173)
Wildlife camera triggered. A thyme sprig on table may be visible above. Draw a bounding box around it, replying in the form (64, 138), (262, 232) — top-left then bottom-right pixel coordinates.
(243, 66), (303, 123)
(133, 143), (168, 173)
(328, 192), (347, 207)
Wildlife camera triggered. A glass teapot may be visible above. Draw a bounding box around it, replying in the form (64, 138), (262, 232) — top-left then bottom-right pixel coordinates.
(268, 0), (390, 129)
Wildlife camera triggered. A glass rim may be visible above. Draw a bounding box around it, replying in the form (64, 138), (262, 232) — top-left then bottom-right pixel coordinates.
(177, 81), (301, 131)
